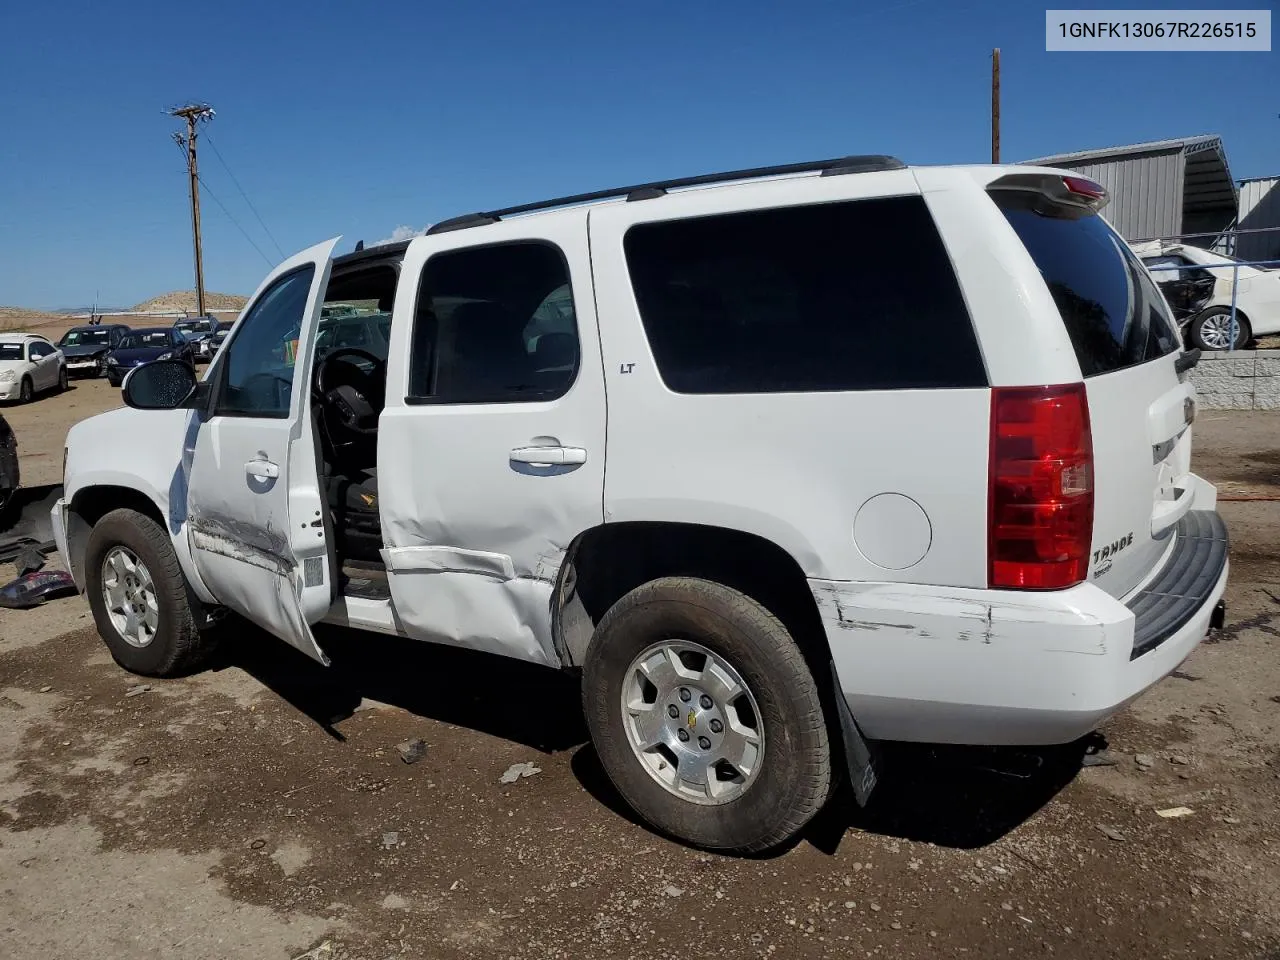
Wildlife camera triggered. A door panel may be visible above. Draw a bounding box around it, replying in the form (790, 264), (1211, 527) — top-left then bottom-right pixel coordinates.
(378, 215), (606, 666)
(186, 238), (340, 662)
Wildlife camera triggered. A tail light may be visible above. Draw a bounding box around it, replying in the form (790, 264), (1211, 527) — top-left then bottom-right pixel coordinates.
(988, 383), (1094, 589)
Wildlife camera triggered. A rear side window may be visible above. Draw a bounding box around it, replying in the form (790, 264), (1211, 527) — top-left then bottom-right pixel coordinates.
(623, 196), (985, 394)
(995, 195), (1180, 377)
(408, 242), (580, 404)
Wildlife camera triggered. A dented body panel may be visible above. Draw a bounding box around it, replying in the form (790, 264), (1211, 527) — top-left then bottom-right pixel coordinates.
(374, 213), (605, 667)
(182, 238), (341, 663)
(814, 503), (1228, 745)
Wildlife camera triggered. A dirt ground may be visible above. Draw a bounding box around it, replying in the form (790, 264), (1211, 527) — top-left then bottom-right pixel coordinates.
(2, 384), (1279, 960)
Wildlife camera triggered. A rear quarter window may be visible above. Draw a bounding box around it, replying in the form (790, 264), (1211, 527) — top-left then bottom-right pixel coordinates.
(994, 194), (1180, 377)
(623, 196), (987, 394)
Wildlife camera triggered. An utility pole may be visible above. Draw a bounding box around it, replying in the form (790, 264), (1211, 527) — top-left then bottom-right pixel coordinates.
(991, 48), (1001, 164)
(169, 103), (215, 318)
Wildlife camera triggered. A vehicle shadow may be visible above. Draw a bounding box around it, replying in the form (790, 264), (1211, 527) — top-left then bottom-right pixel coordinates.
(216, 616), (1091, 854)
(212, 620), (588, 753)
(571, 734), (1096, 856)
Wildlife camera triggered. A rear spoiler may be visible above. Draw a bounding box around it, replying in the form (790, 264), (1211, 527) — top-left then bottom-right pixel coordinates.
(987, 172), (1111, 215)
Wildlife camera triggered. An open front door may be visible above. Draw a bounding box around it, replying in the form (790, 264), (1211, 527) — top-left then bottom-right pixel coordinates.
(185, 238), (341, 663)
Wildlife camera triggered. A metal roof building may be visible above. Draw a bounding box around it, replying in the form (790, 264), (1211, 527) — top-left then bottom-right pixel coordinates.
(1235, 176), (1280, 263)
(1023, 135), (1238, 243)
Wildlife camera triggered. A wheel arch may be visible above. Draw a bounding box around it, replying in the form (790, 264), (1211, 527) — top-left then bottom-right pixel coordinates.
(65, 482), (214, 604)
(553, 521), (830, 677)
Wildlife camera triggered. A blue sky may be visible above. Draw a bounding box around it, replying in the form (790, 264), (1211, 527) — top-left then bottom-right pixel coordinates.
(0, 0), (1275, 307)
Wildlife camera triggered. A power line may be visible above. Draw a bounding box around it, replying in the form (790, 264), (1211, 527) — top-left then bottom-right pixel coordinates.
(196, 173), (275, 267)
(169, 130), (273, 267)
(204, 134), (286, 259)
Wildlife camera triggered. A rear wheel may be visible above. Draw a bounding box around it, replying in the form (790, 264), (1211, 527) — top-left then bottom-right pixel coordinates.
(84, 507), (218, 676)
(1190, 307), (1252, 351)
(582, 576), (831, 854)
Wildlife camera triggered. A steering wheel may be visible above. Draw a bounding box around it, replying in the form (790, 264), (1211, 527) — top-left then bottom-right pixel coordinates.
(314, 348), (386, 437)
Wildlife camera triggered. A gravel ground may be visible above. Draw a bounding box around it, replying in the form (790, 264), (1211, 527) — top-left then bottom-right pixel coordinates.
(1, 389), (1278, 960)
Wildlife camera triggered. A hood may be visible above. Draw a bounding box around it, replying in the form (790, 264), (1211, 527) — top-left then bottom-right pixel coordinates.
(110, 345), (173, 365)
(0, 359), (29, 373)
(61, 343), (110, 358)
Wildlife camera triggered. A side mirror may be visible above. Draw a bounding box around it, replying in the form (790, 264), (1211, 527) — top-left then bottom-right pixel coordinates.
(121, 360), (200, 410)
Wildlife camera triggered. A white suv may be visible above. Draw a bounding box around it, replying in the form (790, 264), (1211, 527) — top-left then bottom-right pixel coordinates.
(53, 156), (1228, 853)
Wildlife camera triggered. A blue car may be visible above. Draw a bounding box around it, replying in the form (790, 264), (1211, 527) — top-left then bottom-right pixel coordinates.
(105, 329), (196, 386)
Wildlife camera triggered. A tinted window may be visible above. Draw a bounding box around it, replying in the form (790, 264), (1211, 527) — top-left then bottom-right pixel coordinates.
(409, 242), (579, 403)
(29, 342), (53, 359)
(0, 344), (22, 361)
(217, 265), (315, 417)
(623, 197), (985, 394)
(996, 195), (1179, 377)
(61, 328), (111, 346)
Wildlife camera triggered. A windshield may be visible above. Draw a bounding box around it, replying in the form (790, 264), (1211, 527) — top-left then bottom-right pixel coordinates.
(60, 328), (111, 346)
(119, 331), (171, 349)
(0, 344), (23, 361)
(175, 320), (213, 334)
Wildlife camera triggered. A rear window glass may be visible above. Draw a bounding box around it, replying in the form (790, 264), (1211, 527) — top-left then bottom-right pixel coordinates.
(623, 196), (986, 394)
(995, 195), (1180, 376)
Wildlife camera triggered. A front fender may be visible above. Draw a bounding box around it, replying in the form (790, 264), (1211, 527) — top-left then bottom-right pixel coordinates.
(62, 407), (216, 604)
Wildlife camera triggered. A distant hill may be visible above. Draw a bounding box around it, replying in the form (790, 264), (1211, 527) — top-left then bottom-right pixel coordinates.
(132, 290), (248, 313)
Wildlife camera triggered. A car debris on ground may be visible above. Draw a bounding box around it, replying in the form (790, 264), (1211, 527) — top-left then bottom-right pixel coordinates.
(396, 738), (427, 764)
(499, 762), (542, 784)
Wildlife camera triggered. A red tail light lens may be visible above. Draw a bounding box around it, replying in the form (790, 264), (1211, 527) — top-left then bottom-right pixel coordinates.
(1063, 176), (1107, 201)
(988, 383), (1094, 590)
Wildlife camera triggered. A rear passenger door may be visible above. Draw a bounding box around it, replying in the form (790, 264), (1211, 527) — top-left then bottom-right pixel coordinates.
(378, 213), (606, 666)
(29, 341), (58, 390)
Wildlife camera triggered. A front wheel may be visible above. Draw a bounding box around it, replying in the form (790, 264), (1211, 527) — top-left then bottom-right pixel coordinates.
(57, 367), (68, 392)
(1190, 307), (1252, 351)
(84, 507), (218, 676)
(582, 577), (831, 854)
(18, 377), (32, 404)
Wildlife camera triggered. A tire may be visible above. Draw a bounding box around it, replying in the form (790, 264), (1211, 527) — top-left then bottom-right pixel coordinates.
(84, 507), (218, 676)
(1190, 307), (1252, 351)
(18, 377), (32, 404)
(57, 367), (68, 392)
(582, 576), (831, 854)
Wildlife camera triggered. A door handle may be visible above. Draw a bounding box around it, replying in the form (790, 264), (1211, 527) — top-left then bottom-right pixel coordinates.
(245, 458), (280, 480)
(509, 445), (587, 466)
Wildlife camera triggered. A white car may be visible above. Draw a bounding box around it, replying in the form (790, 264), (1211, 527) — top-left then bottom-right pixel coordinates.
(1133, 239), (1280, 350)
(0, 333), (67, 403)
(53, 158), (1227, 854)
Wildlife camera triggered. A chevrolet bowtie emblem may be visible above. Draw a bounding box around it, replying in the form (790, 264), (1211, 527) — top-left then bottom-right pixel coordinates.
(687, 711), (697, 730)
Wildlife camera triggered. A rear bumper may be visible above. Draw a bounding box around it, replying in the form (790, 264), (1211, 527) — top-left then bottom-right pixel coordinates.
(815, 509), (1228, 746)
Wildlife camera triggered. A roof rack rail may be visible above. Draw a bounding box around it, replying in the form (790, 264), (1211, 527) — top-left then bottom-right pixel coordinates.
(424, 154), (906, 236)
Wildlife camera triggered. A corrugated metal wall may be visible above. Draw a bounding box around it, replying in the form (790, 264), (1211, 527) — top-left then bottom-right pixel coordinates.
(1048, 149), (1184, 240)
(1237, 177), (1280, 263)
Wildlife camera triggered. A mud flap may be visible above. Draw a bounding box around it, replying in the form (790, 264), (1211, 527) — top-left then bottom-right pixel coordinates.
(830, 660), (878, 806)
